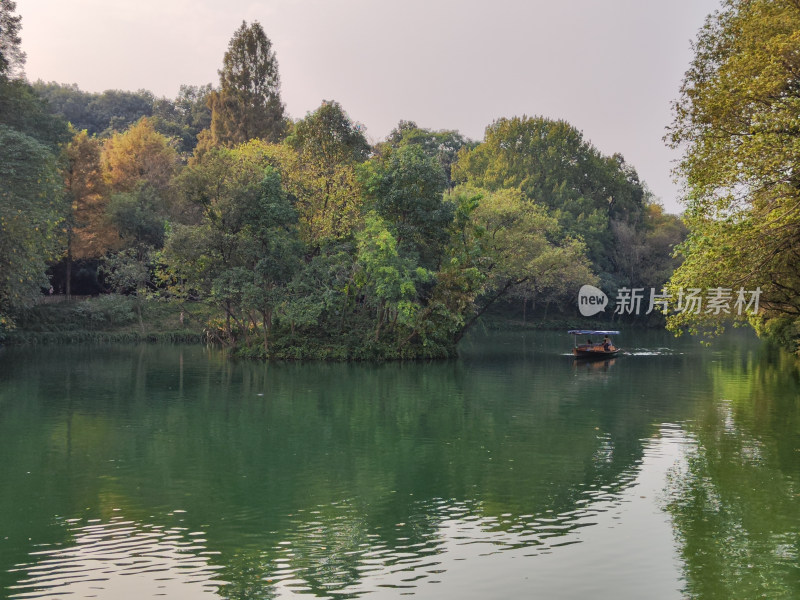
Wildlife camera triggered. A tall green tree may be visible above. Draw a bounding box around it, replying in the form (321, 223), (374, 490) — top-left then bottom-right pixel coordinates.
(286, 100), (370, 246)
(0, 8), (70, 329)
(207, 21), (285, 147)
(166, 147), (302, 348)
(288, 100), (370, 165)
(384, 120), (473, 189)
(0, 125), (64, 324)
(355, 213), (431, 342)
(0, 0), (24, 80)
(666, 0), (800, 350)
(453, 116), (612, 211)
(361, 144), (453, 269)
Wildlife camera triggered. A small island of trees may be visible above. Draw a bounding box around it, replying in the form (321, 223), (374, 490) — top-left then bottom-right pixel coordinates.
(2, 0), (798, 358)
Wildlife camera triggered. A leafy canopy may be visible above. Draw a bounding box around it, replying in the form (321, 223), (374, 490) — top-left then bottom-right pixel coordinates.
(666, 0), (800, 349)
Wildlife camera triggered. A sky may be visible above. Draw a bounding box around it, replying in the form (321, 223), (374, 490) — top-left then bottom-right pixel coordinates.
(18, 0), (721, 213)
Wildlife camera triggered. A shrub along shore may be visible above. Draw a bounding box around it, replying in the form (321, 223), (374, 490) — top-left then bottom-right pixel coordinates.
(3, 294), (657, 361)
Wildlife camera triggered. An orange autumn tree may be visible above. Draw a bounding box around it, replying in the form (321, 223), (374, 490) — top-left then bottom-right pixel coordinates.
(62, 129), (116, 296)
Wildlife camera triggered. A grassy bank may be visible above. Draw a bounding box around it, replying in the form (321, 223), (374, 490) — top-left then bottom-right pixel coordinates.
(4, 295), (211, 346)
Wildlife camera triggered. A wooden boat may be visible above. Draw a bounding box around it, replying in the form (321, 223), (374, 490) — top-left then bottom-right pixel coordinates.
(568, 329), (621, 359)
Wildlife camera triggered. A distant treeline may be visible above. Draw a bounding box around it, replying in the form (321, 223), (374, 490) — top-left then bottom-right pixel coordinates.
(32, 82), (212, 155)
(1, 13), (687, 359)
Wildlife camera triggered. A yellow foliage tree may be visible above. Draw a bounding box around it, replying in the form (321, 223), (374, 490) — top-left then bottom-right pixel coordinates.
(101, 117), (178, 194)
(226, 139), (363, 248)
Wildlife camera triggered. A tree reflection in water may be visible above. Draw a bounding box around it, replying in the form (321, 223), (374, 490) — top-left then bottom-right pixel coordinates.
(1, 331), (796, 599)
(665, 347), (800, 599)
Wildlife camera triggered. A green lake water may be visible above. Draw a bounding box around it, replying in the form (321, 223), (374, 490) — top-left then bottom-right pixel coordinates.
(0, 329), (798, 599)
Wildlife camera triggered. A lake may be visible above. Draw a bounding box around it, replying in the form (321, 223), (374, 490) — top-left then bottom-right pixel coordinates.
(0, 329), (798, 599)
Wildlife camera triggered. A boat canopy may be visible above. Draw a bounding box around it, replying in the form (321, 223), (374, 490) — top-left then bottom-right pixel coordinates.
(567, 330), (620, 336)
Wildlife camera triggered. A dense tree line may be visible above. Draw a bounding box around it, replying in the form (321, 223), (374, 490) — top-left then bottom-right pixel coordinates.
(1, 10), (685, 358)
(33, 82), (212, 155)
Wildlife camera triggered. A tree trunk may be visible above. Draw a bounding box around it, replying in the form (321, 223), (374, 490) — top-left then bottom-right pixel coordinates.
(454, 278), (526, 344)
(225, 301), (232, 344)
(260, 308), (272, 354)
(375, 301), (385, 342)
(135, 296), (144, 333)
(339, 281), (352, 332)
(65, 233), (73, 301)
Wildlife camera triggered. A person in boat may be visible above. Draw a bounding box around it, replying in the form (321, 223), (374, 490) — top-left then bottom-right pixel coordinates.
(603, 335), (611, 351)
(586, 338), (593, 347)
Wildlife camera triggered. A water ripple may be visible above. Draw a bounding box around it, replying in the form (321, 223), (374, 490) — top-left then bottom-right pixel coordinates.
(7, 516), (226, 599)
(233, 470), (655, 598)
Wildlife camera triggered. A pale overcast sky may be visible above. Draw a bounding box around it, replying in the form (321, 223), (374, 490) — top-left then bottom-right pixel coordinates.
(18, 0), (720, 213)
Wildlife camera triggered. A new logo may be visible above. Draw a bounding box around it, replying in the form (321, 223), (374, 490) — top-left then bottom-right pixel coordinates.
(578, 285), (608, 317)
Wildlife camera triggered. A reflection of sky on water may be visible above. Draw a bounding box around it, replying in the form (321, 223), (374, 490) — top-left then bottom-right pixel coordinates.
(368, 427), (688, 599)
(7, 427), (692, 599)
(8, 516), (226, 599)
(263, 426), (690, 599)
